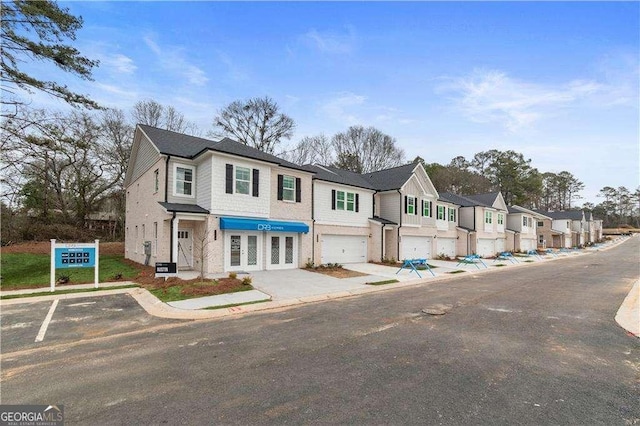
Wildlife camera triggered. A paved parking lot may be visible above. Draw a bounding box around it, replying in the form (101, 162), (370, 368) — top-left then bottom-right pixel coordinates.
(1, 294), (176, 354)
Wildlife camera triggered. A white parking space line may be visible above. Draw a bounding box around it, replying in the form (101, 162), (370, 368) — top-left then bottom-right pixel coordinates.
(35, 299), (59, 343)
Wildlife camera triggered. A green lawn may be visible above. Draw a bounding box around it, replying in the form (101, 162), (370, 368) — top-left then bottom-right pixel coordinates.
(1, 253), (142, 289)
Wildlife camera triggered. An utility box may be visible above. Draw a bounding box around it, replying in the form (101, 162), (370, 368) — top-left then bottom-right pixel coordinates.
(143, 241), (152, 255)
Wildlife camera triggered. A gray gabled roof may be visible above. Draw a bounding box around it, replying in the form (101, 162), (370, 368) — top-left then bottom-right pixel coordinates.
(305, 165), (377, 190)
(465, 192), (501, 207)
(534, 210), (585, 220)
(363, 163), (417, 191)
(138, 125), (310, 173)
(439, 192), (491, 208)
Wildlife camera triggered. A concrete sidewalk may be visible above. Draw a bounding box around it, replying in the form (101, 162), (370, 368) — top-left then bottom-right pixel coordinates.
(615, 279), (639, 338)
(168, 289), (271, 310)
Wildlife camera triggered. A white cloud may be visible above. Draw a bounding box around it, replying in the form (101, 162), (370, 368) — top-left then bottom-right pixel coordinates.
(303, 26), (356, 54)
(320, 92), (367, 125)
(438, 69), (604, 132)
(216, 51), (248, 81)
(101, 53), (137, 74)
(143, 35), (209, 86)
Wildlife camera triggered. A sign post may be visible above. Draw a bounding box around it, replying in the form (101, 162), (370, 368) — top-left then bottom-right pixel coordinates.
(50, 239), (100, 292)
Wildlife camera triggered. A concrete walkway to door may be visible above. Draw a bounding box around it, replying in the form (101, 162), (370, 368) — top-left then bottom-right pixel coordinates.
(249, 269), (375, 301)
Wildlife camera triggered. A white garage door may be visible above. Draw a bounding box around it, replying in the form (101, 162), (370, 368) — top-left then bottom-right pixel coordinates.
(436, 238), (456, 258)
(476, 239), (495, 257)
(520, 238), (534, 252)
(401, 236), (432, 260)
(496, 238), (505, 253)
(321, 235), (367, 264)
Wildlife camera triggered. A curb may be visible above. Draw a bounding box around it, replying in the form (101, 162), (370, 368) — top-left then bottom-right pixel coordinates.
(615, 279), (639, 338)
(1, 237), (633, 321)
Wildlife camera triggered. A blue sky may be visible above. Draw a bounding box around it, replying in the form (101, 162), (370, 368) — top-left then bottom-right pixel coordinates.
(32, 2), (639, 205)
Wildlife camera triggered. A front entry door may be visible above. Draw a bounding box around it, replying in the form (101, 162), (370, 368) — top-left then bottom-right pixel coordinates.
(177, 229), (193, 269)
(267, 234), (297, 270)
(227, 233), (261, 271)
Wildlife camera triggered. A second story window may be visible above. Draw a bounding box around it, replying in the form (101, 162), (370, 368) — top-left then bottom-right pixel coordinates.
(537, 221), (544, 227)
(282, 175), (295, 201)
(235, 167), (250, 195)
(497, 213), (504, 225)
(331, 190), (359, 212)
(523, 216), (527, 227)
(154, 169), (159, 193)
(406, 196), (416, 215)
(485, 211), (493, 224)
(448, 207), (456, 222)
(422, 200), (432, 217)
(437, 205), (446, 220)
(175, 165), (194, 196)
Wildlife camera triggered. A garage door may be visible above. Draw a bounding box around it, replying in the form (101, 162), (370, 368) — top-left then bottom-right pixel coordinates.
(436, 238), (456, 258)
(522, 238), (537, 252)
(321, 235), (367, 264)
(401, 236), (432, 260)
(476, 239), (495, 257)
(496, 238), (505, 253)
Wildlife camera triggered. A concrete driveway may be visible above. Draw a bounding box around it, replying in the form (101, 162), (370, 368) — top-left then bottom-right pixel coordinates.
(342, 262), (432, 281)
(249, 269), (375, 301)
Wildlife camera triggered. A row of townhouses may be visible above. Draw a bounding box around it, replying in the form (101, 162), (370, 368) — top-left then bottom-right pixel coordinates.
(124, 125), (603, 273)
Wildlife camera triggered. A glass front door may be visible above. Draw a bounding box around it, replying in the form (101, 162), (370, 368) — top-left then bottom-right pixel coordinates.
(267, 234), (297, 270)
(226, 233), (261, 271)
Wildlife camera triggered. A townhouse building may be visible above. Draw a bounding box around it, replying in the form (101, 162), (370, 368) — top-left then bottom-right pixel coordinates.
(506, 206), (550, 252)
(439, 192), (509, 257)
(124, 125), (314, 274)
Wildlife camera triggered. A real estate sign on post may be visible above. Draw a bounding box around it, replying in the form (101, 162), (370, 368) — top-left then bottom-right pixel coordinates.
(50, 239), (100, 292)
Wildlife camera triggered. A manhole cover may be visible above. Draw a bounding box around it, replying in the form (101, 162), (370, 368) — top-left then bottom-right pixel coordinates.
(422, 308), (446, 315)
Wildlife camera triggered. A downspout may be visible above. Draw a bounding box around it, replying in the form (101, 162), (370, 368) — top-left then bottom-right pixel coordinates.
(164, 155), (171, 202)
(397, 189), (402, 259)
(311, 180), (315, 266)
(169, 211), (176, 263)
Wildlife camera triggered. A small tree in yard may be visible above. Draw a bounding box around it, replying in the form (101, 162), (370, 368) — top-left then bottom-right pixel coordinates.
(193, 229), (210, 284)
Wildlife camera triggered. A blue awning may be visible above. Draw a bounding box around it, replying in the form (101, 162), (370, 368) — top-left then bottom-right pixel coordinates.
(220, 217), (309, 233)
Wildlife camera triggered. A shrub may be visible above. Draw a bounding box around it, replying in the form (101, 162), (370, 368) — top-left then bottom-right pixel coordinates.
(305, 258), (315, 269)
(241, 276), (252, 286)
(228, 272), (237, 280)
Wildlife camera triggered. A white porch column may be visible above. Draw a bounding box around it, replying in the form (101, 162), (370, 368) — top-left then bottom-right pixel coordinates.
(172, 217), (180, 264)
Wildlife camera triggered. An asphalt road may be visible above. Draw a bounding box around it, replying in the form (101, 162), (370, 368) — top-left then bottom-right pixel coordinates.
(2, 238), (639, 425)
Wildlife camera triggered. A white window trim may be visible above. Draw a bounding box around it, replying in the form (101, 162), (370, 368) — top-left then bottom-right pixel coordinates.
(282, 175), (295, 202)
(173, 163), (195, 198)
(437, 205), (446, 221)
(406, 196), (416, 215)
(235, 165), (252, 195)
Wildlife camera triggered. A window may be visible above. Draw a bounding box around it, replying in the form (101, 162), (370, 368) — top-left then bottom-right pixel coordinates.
(523, 216), (527, 226)
(336, 191), (345, 210)
(346, 192), (355, 212)
(406, 196), (416, 215)
(537, 221), (544, 227)
(448, 207), (456, 222)
(527, 217), (533, 227)
(423, 200), (432, 217)
(154, 169), (159, 193)
(539, 234), (544, 244)
(332, 190), (358, 212)
(282, 175), (295, 201)
(437, 205), (446, 220)
(497, 213), (503, 225)
(175, 165), (194, 196)
(235, 166), (250, 195)
(485, 211), (493, 224)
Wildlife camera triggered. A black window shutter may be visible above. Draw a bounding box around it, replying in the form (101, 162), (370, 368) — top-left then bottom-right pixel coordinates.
(430, 201), (433, 217)
(252, 169), (259, 197)
(277, 174), (283, 200)
(404, 196), (408, 214)
(355, 193), (359, 212)
(295, 177), (301, 202)
(331, 190), (336, 210)
(225, 164), (233, 194)
(422, 200), (425, 216)
(415, 198), (418, 215)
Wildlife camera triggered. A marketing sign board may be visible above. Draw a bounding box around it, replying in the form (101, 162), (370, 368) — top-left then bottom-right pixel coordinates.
(55, 245), (96, 268)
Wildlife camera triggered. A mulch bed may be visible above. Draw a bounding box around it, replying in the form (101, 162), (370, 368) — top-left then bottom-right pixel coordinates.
(305, 267), (368, 279)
